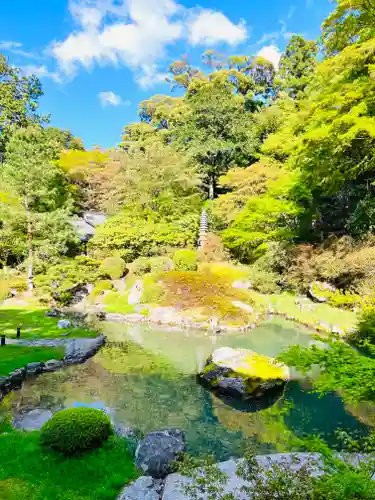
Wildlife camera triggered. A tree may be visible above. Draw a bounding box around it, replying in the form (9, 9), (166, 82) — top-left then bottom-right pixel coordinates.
(1, 126), (75, 288)
(0, 54), (45, 156)
(262, 37), (375, 240)
(277, 35), (318, 99)
(322, 0), (375, 55)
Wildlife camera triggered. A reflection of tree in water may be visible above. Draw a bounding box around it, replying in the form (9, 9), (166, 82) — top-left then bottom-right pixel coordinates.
(283, 383), (370, 446)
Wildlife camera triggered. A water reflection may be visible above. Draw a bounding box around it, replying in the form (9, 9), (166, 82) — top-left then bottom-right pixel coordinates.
(2, 318), (371, 460)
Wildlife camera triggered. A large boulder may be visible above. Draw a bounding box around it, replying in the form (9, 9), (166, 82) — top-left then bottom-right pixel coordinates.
(308, 281), (336, 303)
(117, 476), (161, 500)
(135, 429), (186, 478)
(64, 335), (105, 364)
(198, 347), (289, 400)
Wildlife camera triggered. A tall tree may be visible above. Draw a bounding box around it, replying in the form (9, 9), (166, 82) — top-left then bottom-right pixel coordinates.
(0, 54), (45, 156)
(277, 35), (318, 99)
(1, 126), (75, 288)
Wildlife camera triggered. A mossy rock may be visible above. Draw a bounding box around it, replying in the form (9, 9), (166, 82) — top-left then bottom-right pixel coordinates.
(198, 347), (289, 400)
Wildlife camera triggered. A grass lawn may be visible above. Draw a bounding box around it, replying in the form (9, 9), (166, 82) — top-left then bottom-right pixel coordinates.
(0, 345), (65, 376)
(266, 292), (358, 333)
(0, 430), (137, 500)
(0, 306), (97, 340)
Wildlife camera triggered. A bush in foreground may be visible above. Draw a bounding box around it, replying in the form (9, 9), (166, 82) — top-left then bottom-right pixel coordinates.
(40, 407), (113, 455)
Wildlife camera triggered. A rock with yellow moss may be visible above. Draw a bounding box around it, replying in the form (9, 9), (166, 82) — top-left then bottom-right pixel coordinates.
(198, 347), (290, 400)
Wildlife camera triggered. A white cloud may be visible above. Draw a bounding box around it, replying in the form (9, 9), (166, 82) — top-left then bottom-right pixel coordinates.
(50, 0), (248, 87)
(22, 65), (62, 82)
(257, 45), (282, 68)
(0, 40), (38, 59)
(0, 40), (22, 50)
(98, 90), (130, 107)
(136, 65), (168, 89)
(188, 10), (247, 46)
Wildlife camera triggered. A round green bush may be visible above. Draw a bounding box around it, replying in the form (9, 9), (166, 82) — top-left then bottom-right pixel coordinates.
(40, 407), (113, 455)
(173, 249), (198, 272)
(100, 256), (126, 280)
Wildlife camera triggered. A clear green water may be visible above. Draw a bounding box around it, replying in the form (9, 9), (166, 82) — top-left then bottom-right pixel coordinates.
(6, 318), (370, 460)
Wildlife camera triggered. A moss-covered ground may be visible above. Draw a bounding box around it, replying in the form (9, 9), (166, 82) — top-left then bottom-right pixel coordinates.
(0, 430), (137, 500)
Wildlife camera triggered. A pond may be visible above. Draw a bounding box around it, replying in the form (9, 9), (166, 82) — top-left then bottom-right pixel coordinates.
(4, 317), (371, 460)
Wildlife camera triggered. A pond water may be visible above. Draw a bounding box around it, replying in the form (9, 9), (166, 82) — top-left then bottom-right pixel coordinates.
(4, 318), (371, 460)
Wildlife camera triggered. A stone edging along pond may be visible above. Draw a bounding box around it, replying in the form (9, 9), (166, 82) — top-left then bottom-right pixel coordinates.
(0, 335), (105, 402)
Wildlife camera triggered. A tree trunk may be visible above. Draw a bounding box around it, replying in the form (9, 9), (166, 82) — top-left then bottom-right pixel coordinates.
(208, 175), (215, 200)
(24, 195), (34, 291)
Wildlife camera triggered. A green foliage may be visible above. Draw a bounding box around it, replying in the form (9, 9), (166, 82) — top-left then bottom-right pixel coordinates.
(128, 256), (173, 276)
(246, 266), (281, 294)
(0, 54), (45, 155)
(141, 275), (166, 304)
(103, 291), (135, 314)
(92, 280), (114, 297)
(173, 249), (198, 272)
(0, 345), (64, 376)
(100, 256), (126, 280)
(279, 336), (375, 404)
(180, 444), (375, 500)
(40, 407), (113, 455)
(358, 307), (375, 344)
(277, 35), (318, 98)
(91, 211), (199, 262)
(0, 430), (136, 500)
(35, 256), (104, 304)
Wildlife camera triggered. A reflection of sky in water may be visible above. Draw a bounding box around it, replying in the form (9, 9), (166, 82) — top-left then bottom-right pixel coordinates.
(4, 318), (371, 460)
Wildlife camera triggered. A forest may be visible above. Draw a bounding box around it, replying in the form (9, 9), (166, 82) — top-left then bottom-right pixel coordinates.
(1, 0), (375, 499)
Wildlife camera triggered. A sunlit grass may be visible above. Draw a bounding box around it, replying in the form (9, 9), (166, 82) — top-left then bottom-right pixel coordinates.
(0, 345), (64, 376)
(0, 430), (136, 500)
(0, 306), (97, 339)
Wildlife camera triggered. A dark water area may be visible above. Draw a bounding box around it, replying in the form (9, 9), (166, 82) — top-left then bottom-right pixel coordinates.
(3, 318), (371, 460)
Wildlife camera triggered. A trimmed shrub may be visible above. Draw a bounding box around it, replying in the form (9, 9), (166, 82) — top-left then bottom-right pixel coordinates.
(173, 249), (198, 272)
(128, 256), (173, 276)
(93, 280), (113, 296)
(40, 407), (113, 455)
(101, 256), (126, 280)
(128, 257), (152, 276)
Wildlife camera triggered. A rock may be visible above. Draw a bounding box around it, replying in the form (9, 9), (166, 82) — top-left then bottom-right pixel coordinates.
(45, 308), (62, 318)
(13, 409), (52, 431)
(43, 359), (63, 372)
(118, 476), (160, 500)
(57, 319), (71, 329)
(331, 325), (344, 335)
(231, 301), (254, 313)
(128, 280), (143, 306)
(198, 347), (289, 400)
(217, 377), (247, 398)
(64, 334), (105, 364)
(70, 284), (91, 305)
(232, 280), (252, 290)
(8, 367), (26, 387)
(26, 362), (44, 376)
(162, 454), (325, 500)
(308, 281), (336, 303)
(135, 429), (186, 478)
(0, 376), (11, 395)
(96, 311), (106, 321)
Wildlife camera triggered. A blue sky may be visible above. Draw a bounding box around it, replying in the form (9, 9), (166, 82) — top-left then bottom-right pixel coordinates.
(0, 0), (332, 149)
